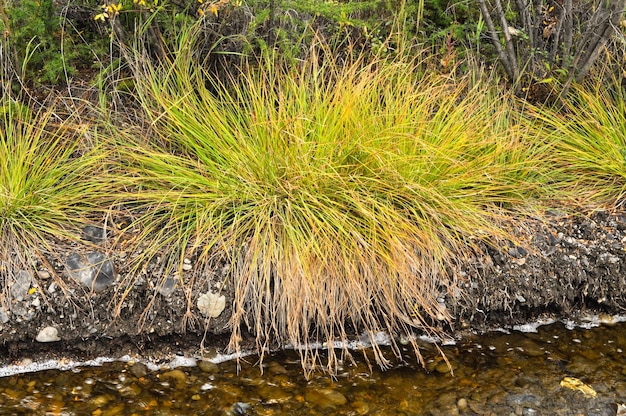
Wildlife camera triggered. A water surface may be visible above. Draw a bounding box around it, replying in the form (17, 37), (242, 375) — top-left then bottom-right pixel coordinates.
(1, 318), (625, 415)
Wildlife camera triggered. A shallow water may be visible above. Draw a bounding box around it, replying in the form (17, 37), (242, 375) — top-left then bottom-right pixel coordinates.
(1, 319), (625, 415)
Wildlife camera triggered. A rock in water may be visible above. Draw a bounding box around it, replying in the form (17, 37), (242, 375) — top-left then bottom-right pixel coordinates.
(305, 388), (348, 407)
(36, 326), (60, 342)
(65, 252), (115, 292)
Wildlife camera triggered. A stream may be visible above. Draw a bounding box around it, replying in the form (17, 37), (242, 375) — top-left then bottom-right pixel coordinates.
(0, 317), (625, 415)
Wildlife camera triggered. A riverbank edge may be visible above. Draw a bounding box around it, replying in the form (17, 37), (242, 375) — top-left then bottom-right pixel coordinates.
(1, 207), (625, 367)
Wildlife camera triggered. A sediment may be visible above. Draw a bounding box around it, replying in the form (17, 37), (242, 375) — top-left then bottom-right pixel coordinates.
(2, 208), (625, 365)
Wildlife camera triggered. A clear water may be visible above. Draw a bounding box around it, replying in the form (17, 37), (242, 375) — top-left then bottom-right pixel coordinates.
(0, 319), (624, 415)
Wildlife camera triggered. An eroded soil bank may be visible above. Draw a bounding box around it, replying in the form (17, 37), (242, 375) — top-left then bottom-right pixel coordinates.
(1, 208), (625, 366)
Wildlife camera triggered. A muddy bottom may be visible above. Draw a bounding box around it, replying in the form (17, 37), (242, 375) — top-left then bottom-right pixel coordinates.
(1, 318), (624, 415)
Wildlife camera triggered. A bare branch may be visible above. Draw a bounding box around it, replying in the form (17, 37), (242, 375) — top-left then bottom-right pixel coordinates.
(476, 0), (517, 80)
(494, 0), (520, 81)
(562, 0), (574, 61)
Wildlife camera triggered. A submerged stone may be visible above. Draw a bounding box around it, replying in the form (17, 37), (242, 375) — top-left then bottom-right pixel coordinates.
(305, 387), (348, 407)
(198, 360), (219, 373)
(129, 362), (149, 378)
(65, 252), (115, 292)
(257, 384), (292, 404)
(229, 402), (251, 415)
(159, 369), (187, 387)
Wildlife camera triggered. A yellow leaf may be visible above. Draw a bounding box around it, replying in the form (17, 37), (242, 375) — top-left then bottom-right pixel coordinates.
(560, 377), (597, 398)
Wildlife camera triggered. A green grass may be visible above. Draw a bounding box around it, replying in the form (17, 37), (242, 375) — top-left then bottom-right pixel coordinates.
(2, 20), (625, 375)
(116, 27), (550, 372)
(531, 80), (626, 207)
(0, 96), (113, 296)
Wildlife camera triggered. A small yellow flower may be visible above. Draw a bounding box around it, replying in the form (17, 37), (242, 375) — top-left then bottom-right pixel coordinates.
(198, 7), (204, 16)
(108, 2), (122, 14)
(210, 4), (218, 16)
(94, 12), (109, 21)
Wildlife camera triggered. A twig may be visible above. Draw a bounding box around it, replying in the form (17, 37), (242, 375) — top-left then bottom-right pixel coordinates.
(476, 0), (516, 81)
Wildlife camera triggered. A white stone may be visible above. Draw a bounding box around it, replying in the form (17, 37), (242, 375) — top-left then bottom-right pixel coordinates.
(197, 292), (226, 318)
(36, 326), (60, 342)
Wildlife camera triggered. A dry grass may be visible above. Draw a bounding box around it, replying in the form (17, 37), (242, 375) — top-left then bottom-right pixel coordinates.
(114, 27), (549, 373)
(5, 21), (624, 375)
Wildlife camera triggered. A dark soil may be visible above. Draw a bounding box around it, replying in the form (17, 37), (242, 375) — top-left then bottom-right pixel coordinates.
(2, 208), (626, 367)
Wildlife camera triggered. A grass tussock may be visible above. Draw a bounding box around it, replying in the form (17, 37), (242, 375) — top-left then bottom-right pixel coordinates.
(1, 20), (625, 376)
(118, 27), (549, 372)
(0, 97), (113, 304)
(532, 80), (626, 207)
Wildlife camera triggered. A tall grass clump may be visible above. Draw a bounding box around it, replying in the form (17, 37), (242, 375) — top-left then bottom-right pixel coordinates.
(122, 26), (547, 373)
(0, 40), (112, 306)
(531, 76), (626, 207)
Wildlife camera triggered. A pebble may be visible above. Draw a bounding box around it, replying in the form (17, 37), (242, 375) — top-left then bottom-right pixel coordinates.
(257, 384), (292, 404)
(198, 360), (219, 373)
(159, 369), (187, 387)
(35, 326), (60, 342)
(65, 252), (115, 291)
(156, 277), (177, 297)
(37, 270), (51, 279)
(197, 292), (226, 318)
(305, 388), (348, 407)
(129, 362), (149, 378)
(457, 398), (468, 411)
(11, 270), (32, 301)
(0, 308), (9, 324)
(83, 225), (107, 243)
